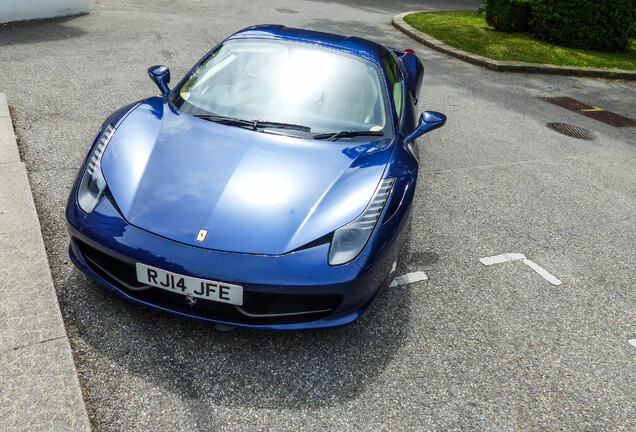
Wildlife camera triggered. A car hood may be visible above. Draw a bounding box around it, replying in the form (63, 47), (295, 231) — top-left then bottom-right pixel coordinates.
(101, 98), (393, 255)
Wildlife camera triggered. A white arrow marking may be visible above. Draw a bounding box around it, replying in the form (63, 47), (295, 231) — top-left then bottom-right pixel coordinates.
(389, 271), (428, 288)
(629, 339), (636, 348)
(480, 252), (562, 286)
(522, 259), (562, 286)
(479, 253), (526, 266)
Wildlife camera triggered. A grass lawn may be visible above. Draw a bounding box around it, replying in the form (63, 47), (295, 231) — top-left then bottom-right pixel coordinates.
(404, 10), (636, 71)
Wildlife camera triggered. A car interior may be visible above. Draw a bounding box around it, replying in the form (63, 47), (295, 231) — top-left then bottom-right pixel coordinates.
(178, 40), (390, 134)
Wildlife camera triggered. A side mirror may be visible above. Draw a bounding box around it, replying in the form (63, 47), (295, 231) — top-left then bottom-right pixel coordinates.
(404, 111), (446, 145)
(148, 65), (171, 96)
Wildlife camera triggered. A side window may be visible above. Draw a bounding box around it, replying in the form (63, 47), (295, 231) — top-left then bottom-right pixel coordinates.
(383, 52), (405, 125)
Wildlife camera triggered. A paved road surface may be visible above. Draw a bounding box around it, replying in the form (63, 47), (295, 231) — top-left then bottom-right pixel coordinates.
(1, 0), (634, 430)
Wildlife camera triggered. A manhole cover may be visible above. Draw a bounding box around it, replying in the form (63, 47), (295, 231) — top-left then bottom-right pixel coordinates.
(546, 123), (597, 140)
(275, 8), (298, 14)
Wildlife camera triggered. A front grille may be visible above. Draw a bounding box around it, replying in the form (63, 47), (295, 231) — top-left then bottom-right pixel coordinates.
(75, 240), (341, 324)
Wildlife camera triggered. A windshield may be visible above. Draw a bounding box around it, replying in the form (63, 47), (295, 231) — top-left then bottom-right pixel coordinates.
(170, 39), (392, 137)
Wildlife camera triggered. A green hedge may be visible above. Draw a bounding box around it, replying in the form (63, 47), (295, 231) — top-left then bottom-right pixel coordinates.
(532, 0), (636, 52)
(485, 0), (533, 33)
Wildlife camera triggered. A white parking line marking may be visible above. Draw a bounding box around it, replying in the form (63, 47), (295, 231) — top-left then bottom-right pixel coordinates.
(522, 259), (562, 286)
(389, 271), (428, 288)
(480, 252), (562, 286)
(629, 339), (636, 348)
(479, 253), (526, 266)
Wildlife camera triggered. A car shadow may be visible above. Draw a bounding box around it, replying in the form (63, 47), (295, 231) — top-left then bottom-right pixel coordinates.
(65, 265), (412, 411)
(0, 15), (88, 47)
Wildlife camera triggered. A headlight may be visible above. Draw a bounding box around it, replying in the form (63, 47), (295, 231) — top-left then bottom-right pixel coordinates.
(77, 124), (115, 213)
(328, 178), (395, 266)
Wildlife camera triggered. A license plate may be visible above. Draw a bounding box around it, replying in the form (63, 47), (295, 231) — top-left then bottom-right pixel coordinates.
(136, 263), (243, 306)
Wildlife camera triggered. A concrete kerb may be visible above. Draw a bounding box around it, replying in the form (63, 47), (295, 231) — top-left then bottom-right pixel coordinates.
(0, 94), (20, 164)
(392, 11), (636, 80)
(0, 93), (91, 432)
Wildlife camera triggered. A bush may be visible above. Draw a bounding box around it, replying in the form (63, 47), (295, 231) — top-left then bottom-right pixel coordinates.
(485, 0), (533, 33)
(532, 0), (636, 52)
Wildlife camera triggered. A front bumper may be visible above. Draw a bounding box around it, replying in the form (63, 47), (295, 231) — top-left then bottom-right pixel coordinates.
(66, 187), (411, 329)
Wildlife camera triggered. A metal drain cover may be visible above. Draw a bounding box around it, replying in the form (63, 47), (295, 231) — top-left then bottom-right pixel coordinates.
(546, 123), (596, 140)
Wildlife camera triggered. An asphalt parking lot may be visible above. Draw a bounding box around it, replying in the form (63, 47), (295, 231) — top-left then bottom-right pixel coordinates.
(1, 0), (635, 430)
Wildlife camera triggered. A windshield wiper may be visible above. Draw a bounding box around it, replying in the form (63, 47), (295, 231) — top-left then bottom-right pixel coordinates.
(313, 130), (384, 141)
(194, 114), (254, 129)
(253, 120), (311, 132)
(195, 115), (310, 133)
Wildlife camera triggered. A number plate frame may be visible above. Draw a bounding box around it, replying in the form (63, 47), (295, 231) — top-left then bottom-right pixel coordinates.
(136, 263), (243, 306)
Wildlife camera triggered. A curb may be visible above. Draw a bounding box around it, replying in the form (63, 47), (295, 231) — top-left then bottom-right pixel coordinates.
(0, 93), (91, 432)
(392, 11), (636, 80)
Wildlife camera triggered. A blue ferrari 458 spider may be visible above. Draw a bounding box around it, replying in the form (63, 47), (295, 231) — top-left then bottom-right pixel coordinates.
(66, 25), (446, 329)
